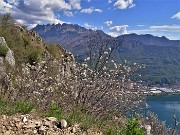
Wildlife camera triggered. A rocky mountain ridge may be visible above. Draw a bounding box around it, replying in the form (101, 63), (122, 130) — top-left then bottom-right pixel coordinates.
(33, 24), (112, 55)
(33, 24), (180, 49)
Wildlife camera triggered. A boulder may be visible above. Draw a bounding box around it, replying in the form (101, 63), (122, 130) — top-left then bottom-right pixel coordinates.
(22, 116), (28, 123)
(46, 117), (57, 122)
(60, 119), (67, 129)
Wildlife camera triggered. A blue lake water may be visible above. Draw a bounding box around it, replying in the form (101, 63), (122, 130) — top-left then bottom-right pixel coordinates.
(146, 95), (180, 131)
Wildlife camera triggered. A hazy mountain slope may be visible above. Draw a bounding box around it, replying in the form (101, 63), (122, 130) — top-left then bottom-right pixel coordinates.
(117, 33), (180, 47)
(114, 43), (180, 84)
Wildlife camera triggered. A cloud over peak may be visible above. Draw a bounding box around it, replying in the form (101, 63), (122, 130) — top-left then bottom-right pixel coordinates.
(84, 22), (97, 30)
(108, 25), (128, 37)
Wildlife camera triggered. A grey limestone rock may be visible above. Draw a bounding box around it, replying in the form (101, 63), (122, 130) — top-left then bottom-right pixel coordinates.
(0, 37), (15, 66)
(5, 48), (15, 66)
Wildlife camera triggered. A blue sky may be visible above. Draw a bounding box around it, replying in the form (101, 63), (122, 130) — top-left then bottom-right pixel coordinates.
(0, 0), (180, 39)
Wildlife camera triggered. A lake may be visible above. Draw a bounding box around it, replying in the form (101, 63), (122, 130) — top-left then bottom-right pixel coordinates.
(146, 95), (180, 131)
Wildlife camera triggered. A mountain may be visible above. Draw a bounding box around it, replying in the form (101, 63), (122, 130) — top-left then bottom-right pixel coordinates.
(33, 24), (112, 55)
(33, 23), (180, 85)
(118, 33), (180, 47)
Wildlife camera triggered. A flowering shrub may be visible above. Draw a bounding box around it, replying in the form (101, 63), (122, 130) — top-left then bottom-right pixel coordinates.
(1, 36), (145, 118)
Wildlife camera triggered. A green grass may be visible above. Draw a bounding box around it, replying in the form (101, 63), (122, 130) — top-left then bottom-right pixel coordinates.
(46, 102), (64, 120)
(0, 99), (34, 115)
(46, 103), (110, 132)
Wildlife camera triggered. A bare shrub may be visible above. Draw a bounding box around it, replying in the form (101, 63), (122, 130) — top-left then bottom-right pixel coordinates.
(72, 36), (145, 116)
(137, 111), (180, 135)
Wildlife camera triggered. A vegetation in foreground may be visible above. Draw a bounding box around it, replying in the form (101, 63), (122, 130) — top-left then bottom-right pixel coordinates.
(0, 98), (145, 134)
(0, 13), (179, 134)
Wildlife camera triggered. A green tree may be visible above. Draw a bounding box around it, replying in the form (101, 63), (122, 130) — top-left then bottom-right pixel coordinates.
(0, 44), (8, 57)
(0, 13), (14, 27)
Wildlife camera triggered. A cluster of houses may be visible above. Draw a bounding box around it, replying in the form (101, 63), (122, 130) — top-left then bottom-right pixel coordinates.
(141, 86), (180, 95)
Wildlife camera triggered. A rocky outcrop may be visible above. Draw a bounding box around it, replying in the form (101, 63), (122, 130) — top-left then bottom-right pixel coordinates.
(5, 48), (15, 67)
(0, 114), (102, 135)
(0, 37), (15, 66)
(0, 37), (15, 90)
(0, 37), (6, 43)
(0, 57), (6, 83)
(61, 50), (76, 77)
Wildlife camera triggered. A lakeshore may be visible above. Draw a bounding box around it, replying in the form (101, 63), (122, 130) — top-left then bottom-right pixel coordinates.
(140, 85), (180, 96)
(147, 95), (180, 131)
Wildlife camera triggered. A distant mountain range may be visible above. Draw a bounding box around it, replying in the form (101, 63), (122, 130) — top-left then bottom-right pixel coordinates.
(33, 23), (180, 85)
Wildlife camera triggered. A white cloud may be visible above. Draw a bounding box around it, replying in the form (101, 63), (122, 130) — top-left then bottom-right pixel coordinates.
(84, 22), (97, 30)
(104, 21), (113, 26)
(81, 7), (103, 14)
(150, 25), (180, 30)
(81, 8), (93, 14)
(128, 25), (180, 40)
(129, 3), (135, 8)
(64, 11), (74, 17)
(128, 29), (180, 40)
(108, 25), (128, 37)
(114, 0), (135, 9)
(84, 23), (91, 27)
(110, 25), (128, 32)
(69, 0), (81, 9)
(0, 0), (13, 14)
(137, 25), (145, 27)
(108, 0), (113, 3)
(171, 12), (180, 19)
(94, 9), (103, 13)
(0, 0), (82, 28)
